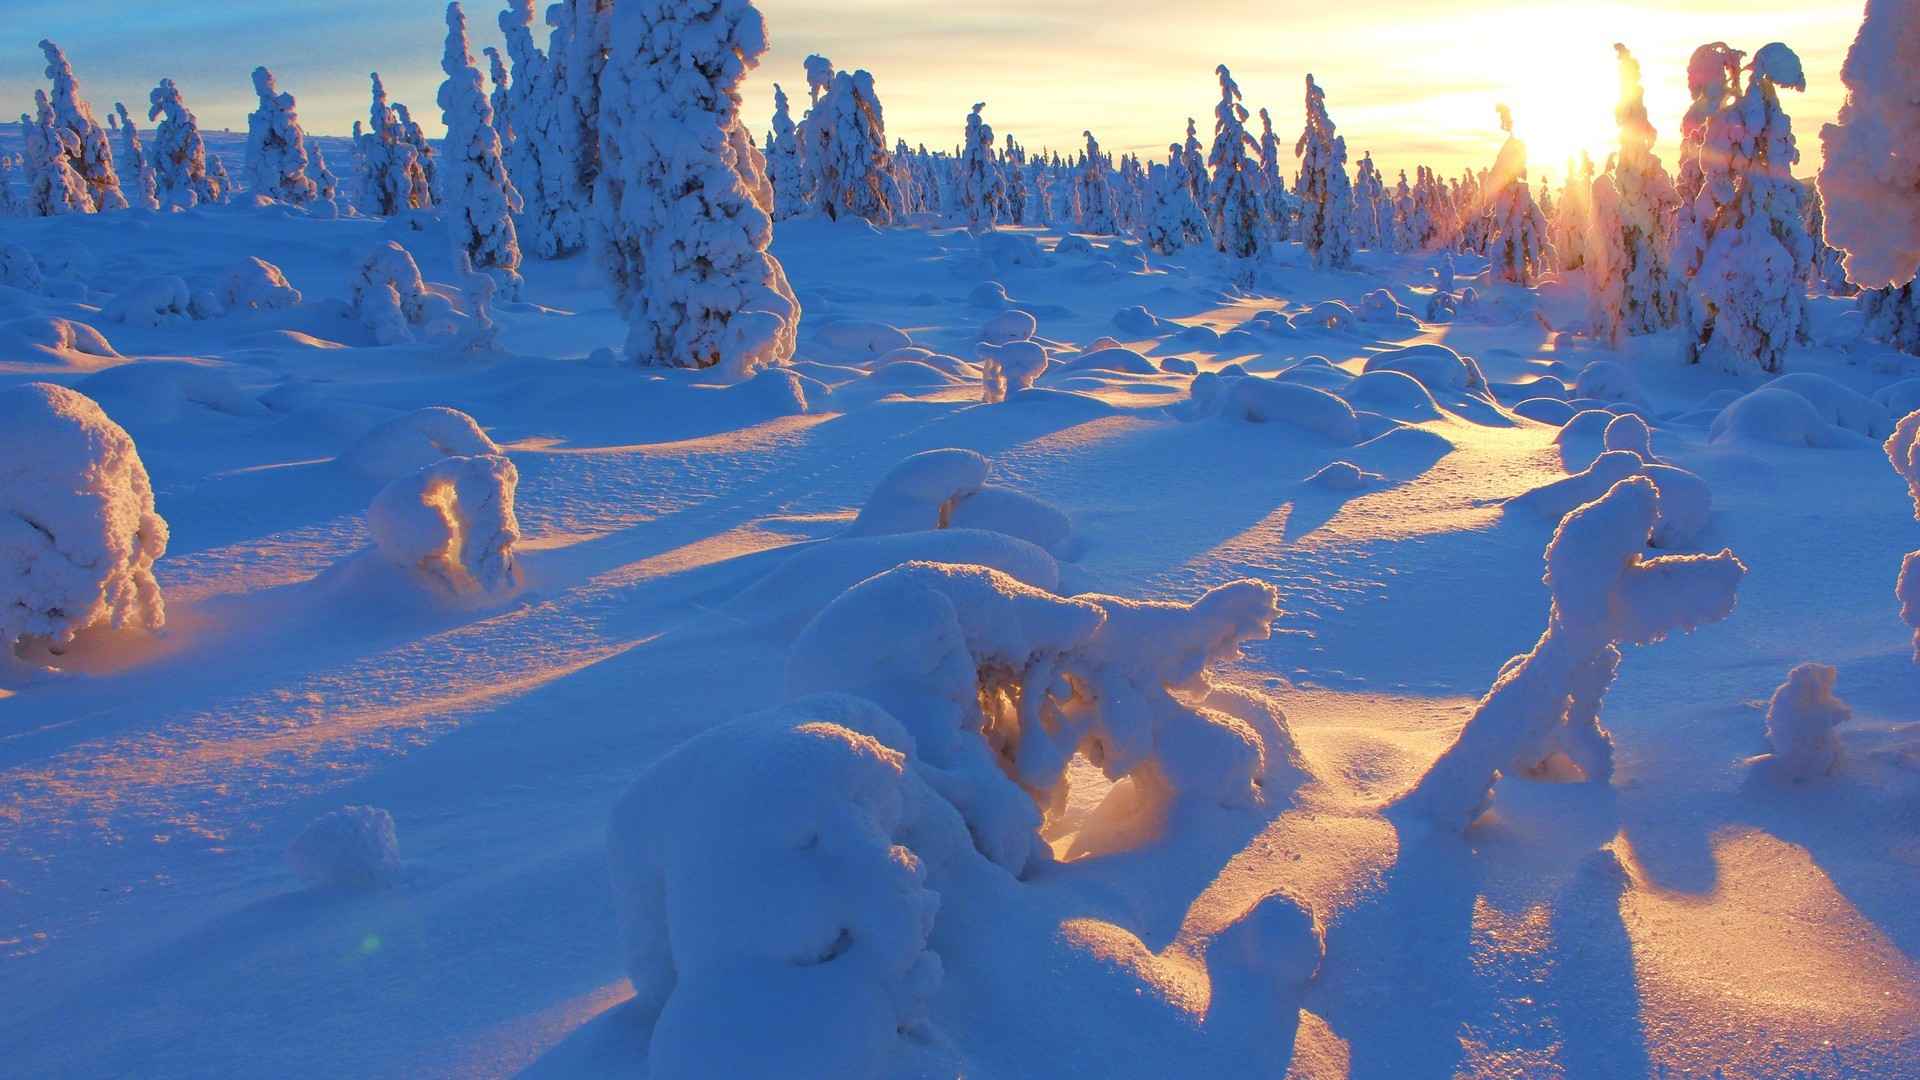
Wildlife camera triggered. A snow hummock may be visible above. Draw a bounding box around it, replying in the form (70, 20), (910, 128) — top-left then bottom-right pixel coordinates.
(287, 806), (401, 889)
(1, 383), (168, 654)
(340, 406), (501, 482)
(1398, 476), (1747, 830)
(368, 453), (522, 595)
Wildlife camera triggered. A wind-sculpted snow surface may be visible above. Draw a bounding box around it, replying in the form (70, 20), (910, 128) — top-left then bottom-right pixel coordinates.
(608, 694), (966, 1080)
(1, 383), (168, 654)
(786, 562), (1290, 875)
(368, 453), (522, 596)
(1398, 477), (1745, 830)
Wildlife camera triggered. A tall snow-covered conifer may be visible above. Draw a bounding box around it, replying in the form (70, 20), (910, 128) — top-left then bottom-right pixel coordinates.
(1485, 105), (1554, 285)
(356, 73), (430, 216)
(113, 102), (159, 211)
(1590, 44), (1682, 342)
(766, 84), (806, 219)
(957, 102), (1007, 230)
(1296, 75), (1355, 269)
(23, 92), (94, 216)
(440, 2), (524, 290)
(803, 68), (897, 225)
(38, 40), (124, 211)
(246, 67), (319, 205)
(147, 79), (222, 210)
(1208, 65), (1262, 259)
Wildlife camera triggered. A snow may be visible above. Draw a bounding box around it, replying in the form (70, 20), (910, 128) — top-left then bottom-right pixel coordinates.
(1817, 0), (1920, 291)
(1, 382), (168, 654)
(286, 805), (401, 888)
(367, 453), (522, 596)
(1761, 662), (1851, 780)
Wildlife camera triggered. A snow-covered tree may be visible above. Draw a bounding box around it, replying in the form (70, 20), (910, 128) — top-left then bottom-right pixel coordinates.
(147, 79), (223, 210)
(112, 103), (159, 211)
(1181, 117), (1207, 207)
(1144, 154), (1211, 254)
(440, 2), (524, 290)
(1684, 43), (1811, 373)
(22, 93), (94, 216)
(1589, 44), (1682, 343)
(560, 0), (615, 236)
(498, 0), (585, 257)
(1004, 133), (1030, 225)
(1484, 105), (1554, 285)
(1295, 75), (1355, 269)
(800, 67), (896, 225)
(38, 40), (125, 212)
(1674, 43), (1744, 284)
(1352, 150), (1385, 250)
(245, 67), (318, 205)
(311, 145), (339, 201)
(1818, 0), (1920, 293)
(957, 103), (1007, 229)
(356, 73), (430, 216)
(1075, 131), (1118, 234)
(1207, 65), (1262, 259)
(766, 84), (806, 219)
(483, 46), (512, 152)
(591, 0), (800, 376)
(390, 102), (439, 204)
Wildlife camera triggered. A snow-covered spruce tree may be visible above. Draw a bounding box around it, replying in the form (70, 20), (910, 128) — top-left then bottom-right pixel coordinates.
(591, 0), (800, 376)
(1886, 410), (1920, 659)
(1207, 65), (1262, 259)
(483, 46), (512, 151)
(245, 67), (318, 205)
(1396, 476), (1745, 831)
(1182, 117), (1207, 208)
(1673, 43), (1743, 286)
(802, 68), (896, 225)
(1295, 75), (1355, 269)
(1256, 107), (1296, 243)
(1684, 44), (1810, 373)
(498, 0), (584, 257)
(1352, 150), (1385, 250)
(22, 94), (94, 216)
(1075, 130), (1118, 234)
(1552, 154), (1593, 271)
(1485, 105), (1554, 286)
(1589, 44), (1682, 342)
(766, 84), (806, 220)
(147, 79), (223, 210)
(209, 155), (234, 203)
(1004, 133), (1030, 225)
(311, 145), (339, 201)
(356, 73), (430, 216)
(957, 103), (1007, 230)
(112, 103), (159, 211)
(439, 2), (524, 291)
(38, 40), (125, 212)
(390, 102), (439, 205)
(558, 0), (615, 232)
(1818, 0), (1920, 294)
(1145, 156), (1211, 254)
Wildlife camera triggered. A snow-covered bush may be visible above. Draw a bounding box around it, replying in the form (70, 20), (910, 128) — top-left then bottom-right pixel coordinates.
(1295, 75), (1354, 269)
(148, 78), (223, 210)
(766, 84), (806, 220)
(1507, 448), (1712, 550)
(978, 340), (1049, 403)
(804, 68), (897, 226)
(1, 245), (44, 291)
(1183, 371), (1363, 442)
(1817, 0), (1920, 293)
(103, 276), (194, 327)
(1885, 409), (1920, 658)
(310, 145), (339, 202)
(112, 102), (158, 211)
(287, 806), (401, 888)
(348, 242), (434, 345)
(368, 453), (521, 595)
(845, 448), (1072, 554)
(608, 693), (964, 1079)
(38, 40), (125, 212)
(341, 406), (501, 481)
(1762, 662), (1850, 779)
(1, 383), (168, 654)
(591, 0), (801, 376)
(786, 562), (1292, 874)
(245, 67), (318, 205)
(1397, 476), (1746, 830)
(438, 2), (523, 291)
(220, 257), (302, 312)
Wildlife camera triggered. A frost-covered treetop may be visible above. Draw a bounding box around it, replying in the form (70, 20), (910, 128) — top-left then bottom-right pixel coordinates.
(804, 53), (835, 106)
(1818, 0), (1920, 290)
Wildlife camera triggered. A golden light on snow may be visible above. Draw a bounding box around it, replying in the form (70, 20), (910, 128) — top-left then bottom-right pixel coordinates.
(1616, 828), (1920, 1073)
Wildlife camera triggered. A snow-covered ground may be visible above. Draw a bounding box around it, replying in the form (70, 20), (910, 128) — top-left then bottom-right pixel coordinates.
(2, 187), (1917, 1078)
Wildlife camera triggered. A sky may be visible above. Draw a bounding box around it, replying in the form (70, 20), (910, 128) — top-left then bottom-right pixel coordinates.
(6, 0), (1864, 182)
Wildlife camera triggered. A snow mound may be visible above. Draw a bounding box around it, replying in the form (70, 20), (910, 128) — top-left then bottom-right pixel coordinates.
(1306, 460), (1381, 490)
(0, 245), (44, 292)
(287, 805), (400, 889)
(1513, 397), (1574, 425)
(77, 361), (271, 423)
(1112, 305), (1164, 336)
(1760, 373), (1894, 439)
(103, 276), (194, 328)
(1763, 662), (1850, 780)
(980, 309), (1037, 345)
(220, 257), (303, 312)
(813, 319), (912, 358)
(368, 453), (522, 595)
(1401, 476), (1746, 830)
(1184, 372), (1362, 443)
(1874, 380), (1920, 419)
(1208, 891), (1324, 993)
(1, 383), (168, 653)
(1508, 449), (1713, 549)
(1344, 369), (1445, 422)
(1602, 413), (1653, 458)
(1572, 360), (1646, 405)
(978, 340), (1049, 403)
(0, 316), (121, 368)
(608, 694), (965, 1080)
(787, 562), (1289, 874)
(341, 406), (501, 482)
(846, 449), (1073, 555)
(1160, 356), (1199, 376)
(1290, 300), (1356, 333)
(1710, 388), (1864, 448)
(1064, 346), (1158, 375)
(349, 241), (434, 345)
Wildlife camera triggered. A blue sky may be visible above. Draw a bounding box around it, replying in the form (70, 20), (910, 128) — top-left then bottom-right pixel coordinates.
(7, 0), (1862, 179)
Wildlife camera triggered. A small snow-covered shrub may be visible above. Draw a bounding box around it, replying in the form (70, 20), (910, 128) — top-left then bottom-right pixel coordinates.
(288, 805), (400, 888)
(787, 562), (1291, 874)
(980, 308), (1037, 345)
(341, 406), (500, 482)
(103, 276), (194, 328)
(1290, 300), (1356, 333)
(1763, 662), (1850, 779)
(845, 448), (1073, 555)
(978, 340), (1049, 403)
(1886, 409), (1920, 658)
(0, 316), (119, 367)
(220, 257), (302, 312)
(1602, 413), (1653, 458)
(368, 453), (521, 595)
(1184, 372), (1362, 442)
(1572, 360), (1646, 405)
(1, 383), (168, 653)
(350, 241), (432, 344)
(608, 694), (965, 1080)
(1398, 476), (1746, 830)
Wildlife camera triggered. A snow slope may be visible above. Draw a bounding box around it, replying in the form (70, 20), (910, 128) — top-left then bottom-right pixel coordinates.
(0, 193), (1916, 1079)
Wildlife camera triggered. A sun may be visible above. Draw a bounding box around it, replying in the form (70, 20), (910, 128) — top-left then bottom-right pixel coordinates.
(1498, 46), (1631, 186)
